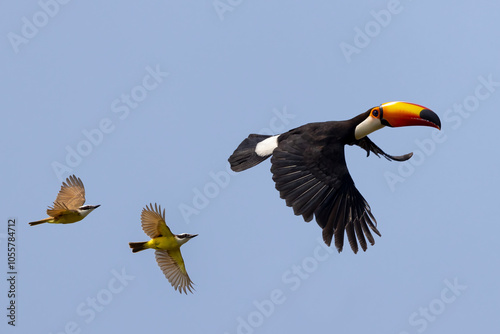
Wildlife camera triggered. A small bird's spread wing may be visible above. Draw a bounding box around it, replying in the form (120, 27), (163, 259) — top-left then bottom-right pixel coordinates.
(141, 203), (174, 239)
(155, 249), (194, 294)
(46, 202), (72, 217)
(352, 136), (413, 161)
(46, 175), (85, 216)
(270, 134), (381, 253)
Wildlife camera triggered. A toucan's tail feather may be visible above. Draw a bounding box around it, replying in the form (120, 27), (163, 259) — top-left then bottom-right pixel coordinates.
(229, 134), (273, 172)
(129, 242), (148, 253)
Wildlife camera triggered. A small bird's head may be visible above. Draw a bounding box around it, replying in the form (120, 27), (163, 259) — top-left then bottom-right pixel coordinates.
(355, 101), (441, 140)
(78, 204), (101, 217)
(175, 233), (198, 246)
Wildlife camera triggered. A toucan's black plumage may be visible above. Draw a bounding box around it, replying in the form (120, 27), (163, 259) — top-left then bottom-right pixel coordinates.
(228, 102), (441, 253)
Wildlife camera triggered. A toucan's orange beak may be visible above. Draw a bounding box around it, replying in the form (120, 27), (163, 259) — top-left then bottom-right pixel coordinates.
(380, 101), (441, 130)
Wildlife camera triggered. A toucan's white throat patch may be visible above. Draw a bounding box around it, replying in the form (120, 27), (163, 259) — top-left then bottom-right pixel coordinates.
(255, 135), (279, 157)
(354, 116), (384, 140)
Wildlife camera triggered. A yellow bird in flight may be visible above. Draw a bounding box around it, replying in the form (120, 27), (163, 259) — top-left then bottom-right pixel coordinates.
(129, 203), (197, 294)
(29, 175), (100, 226)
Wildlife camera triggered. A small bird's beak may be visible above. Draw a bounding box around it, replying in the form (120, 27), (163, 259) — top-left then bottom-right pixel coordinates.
(380, 101), (441, 130)
(189, 234), (198, 238)
(93, 205), (101, 209)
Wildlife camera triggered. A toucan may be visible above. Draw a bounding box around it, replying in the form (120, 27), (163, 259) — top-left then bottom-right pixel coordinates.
(228, 101), (441, 253)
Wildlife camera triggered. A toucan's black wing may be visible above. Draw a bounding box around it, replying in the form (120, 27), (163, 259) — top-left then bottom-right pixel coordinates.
(352, 136), (413, 162)
(270, 131), (381, 253)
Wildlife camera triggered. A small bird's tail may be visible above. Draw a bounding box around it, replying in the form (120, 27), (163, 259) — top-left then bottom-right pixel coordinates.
(228, 134), (274, 172)
(129, 242), (148, 253)
(28, 217), (52, 226)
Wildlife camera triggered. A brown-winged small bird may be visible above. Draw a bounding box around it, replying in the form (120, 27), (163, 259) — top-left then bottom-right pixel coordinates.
(129, 203), (197, 294)
(29, 175), (100, 226)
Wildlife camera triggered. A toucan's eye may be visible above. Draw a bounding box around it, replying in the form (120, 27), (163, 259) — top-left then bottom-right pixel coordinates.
(372, 108), (379, 117)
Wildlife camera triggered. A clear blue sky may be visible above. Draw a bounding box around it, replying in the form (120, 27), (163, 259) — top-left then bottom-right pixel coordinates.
(1, 1), (499, 333)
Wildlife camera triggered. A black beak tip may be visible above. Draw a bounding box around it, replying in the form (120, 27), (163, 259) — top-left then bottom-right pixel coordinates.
(94, 205), (101, 209)
(421, 108), (441, 129)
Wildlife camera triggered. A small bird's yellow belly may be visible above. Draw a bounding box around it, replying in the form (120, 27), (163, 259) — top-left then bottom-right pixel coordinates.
(146, 237), (179, 251)
(53, 212), (84, 224)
